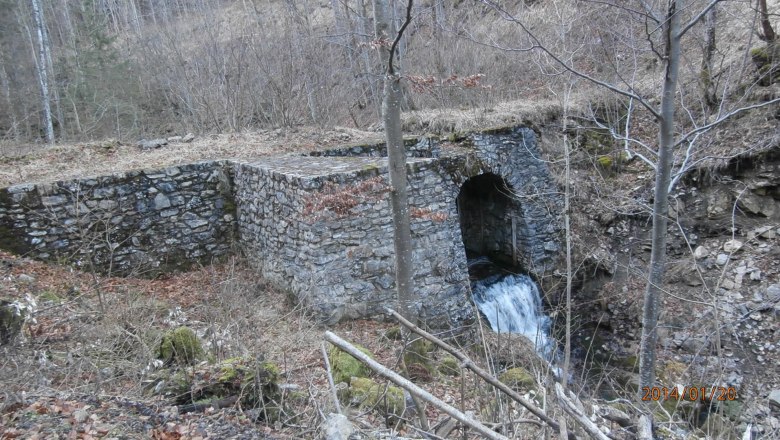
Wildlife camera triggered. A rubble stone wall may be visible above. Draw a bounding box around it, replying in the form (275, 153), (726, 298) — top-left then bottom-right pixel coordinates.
(0, 161), (236, 275)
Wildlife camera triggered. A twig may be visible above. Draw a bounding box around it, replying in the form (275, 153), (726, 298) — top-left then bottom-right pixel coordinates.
(324, 331), (508, 440)
(555, 383), (610, 440)
(321, 342), (342, 414)
(385, 308), (566, 434)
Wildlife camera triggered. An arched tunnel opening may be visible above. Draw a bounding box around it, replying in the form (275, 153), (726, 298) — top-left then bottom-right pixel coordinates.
(456, 173), (525, 280)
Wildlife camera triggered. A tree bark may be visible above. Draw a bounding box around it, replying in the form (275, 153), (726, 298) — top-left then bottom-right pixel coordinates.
(758, 0), (776, 42)
(638, 0), (682, 400)
(701, 6), (717, 109)
(373, 0), (415, 322)
(30, 0), (54, 144)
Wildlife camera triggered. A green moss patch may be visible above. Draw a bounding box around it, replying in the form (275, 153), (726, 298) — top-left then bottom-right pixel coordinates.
(158, 326), (205, 365)
(328, 343), (373, 384)
(499, 367), (535, 391)
(152, 356), (282, 421)
(439, 355), (460, 377)
(347, 377), (405, 420)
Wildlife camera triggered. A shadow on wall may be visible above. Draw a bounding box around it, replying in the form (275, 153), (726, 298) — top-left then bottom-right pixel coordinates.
(457, 172), (528, 272)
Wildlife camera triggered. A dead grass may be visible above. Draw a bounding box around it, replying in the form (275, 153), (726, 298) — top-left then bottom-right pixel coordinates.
(0, 126), (380, 188)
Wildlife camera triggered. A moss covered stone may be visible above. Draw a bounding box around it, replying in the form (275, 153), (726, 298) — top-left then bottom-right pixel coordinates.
(348, 377), (405, 420)
(384, 326), (402, 340)
(403, 338), (435, 382)
(0, 300), (25, 345)
(158, 326), (205, 365)
(153, 356), (281, 421)
(499, 367), (535, 391)
(328, 344), (373, 384)
(596, 155), (613, 169)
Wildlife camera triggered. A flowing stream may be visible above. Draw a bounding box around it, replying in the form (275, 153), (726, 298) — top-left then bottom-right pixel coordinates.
(470, 259), (556, 360)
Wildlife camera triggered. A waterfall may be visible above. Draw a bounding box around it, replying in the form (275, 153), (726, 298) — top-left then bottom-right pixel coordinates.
(472, 273), (556, 359)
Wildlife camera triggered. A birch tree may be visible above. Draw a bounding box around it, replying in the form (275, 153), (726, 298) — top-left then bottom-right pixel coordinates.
(30, 0), (53, 144)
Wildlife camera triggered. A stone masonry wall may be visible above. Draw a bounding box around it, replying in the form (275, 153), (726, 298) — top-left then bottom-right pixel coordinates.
(458, 126), (563, 273)
(0, 161), (236, 275)
(234, 155), (473, 326)
(0, 126), (562, 328)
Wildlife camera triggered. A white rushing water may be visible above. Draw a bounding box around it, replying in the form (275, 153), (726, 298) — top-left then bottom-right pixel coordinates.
(472, 273), (556, 359)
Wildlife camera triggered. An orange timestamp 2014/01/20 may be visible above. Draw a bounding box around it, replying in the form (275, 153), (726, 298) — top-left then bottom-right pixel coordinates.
(641, 386), (737, 402)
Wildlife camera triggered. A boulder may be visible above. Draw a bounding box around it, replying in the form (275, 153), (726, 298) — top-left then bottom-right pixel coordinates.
(347, 377), (405, 420)
(0, 300), (25, 345)
(137, 138), (168, 150)
(158, 326), (205, 365)
(328, 343), (373, 384)
(499, 367), (536, 391)
(769, 389), (780, 410)
(323, 413), (355, 440)
(723, 239), (743, 253)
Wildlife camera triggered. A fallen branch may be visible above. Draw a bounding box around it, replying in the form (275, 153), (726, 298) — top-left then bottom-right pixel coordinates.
(321, 342), (342, 415)
(555, 383), (610, 440)
(385, 308), (563, 432)
(637, 414), (653, 440)
(324, 331), (508, 440)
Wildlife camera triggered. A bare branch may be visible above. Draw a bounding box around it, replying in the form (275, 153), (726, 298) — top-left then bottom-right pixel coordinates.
(384, 308), (571, 435)
(478, 0), (661, 119)
(388, 0), (414, 75)
(674, 97), (780, 148)
(678, 0), (723, 38)
(324, 331), (509, 440)
(555, 383), (611, 440)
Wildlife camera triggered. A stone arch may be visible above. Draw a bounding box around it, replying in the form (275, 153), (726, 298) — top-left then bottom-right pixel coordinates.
(456, 172), (527, 274)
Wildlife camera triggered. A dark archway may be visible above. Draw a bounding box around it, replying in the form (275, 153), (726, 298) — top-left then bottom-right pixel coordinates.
(457, 173), (524, 278)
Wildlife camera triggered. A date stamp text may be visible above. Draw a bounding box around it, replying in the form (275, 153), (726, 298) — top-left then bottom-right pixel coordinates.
(641, 386), (737, 401)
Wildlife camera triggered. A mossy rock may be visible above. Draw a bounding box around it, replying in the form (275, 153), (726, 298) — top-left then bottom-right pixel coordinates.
(154, 357), (282, 421)
(403, 338), (433, 365)
(659, 360), (687, 383)
(0, 300), (25, 345)
(348, 377), (405, 420)
(580, 129), (614, 155)
(596, 155), (613, 169)
(718, 399), (743, 421)
(328, 343), (373, 384)
(384, 326), (402, 340)
(158, 326), (205, 365)
(213, 357), (280, 409)
(751, 43), (780, 85)
(439, 355), (460, 377)
(499, 367), (535, 391)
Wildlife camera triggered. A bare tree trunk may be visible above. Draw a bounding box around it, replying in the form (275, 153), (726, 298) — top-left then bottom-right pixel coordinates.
(0, 48), (19, 140)
(374, 0), (414, 322)
(31, 0), (54, 144)
(638, 0), (682, 400)
(701, 6), (718, 109)
(39, 3), (63, 139)
(758, 0), (776, 42)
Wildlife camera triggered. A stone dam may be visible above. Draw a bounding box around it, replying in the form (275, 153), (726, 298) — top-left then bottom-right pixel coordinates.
(0, 126), (563, 327)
